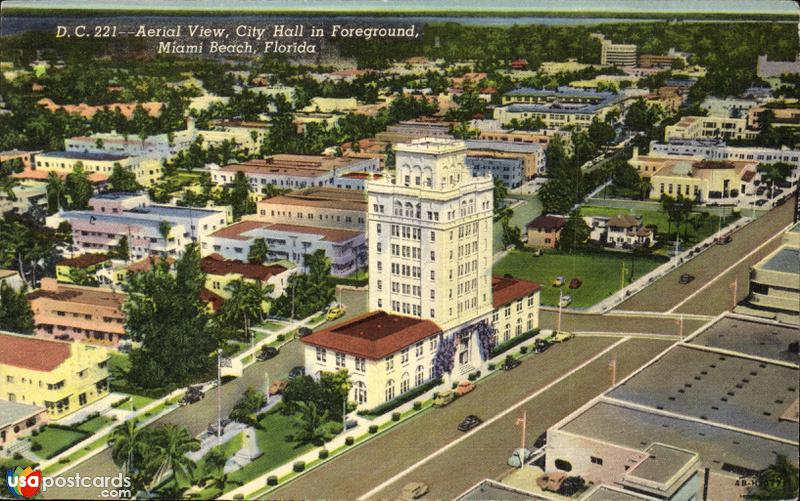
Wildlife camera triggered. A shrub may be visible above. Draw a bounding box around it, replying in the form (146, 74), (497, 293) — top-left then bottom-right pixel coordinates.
(491, 329), (539, 357)
(468, 372), (478, 382)
(319, 449), (329, 459)
(31, 443), (42, 452)
(267, 476), (278, 486)
(520, 346), (528, 354)
(475, 370), (481, 378)
(488, 363), (496, 371)
(276, 334), (285, 342)
(293, 461), (305, 472)
(368, 425), (378, 434)
(364, 378), (441, 416)
(452, 382), (458, 389)
(13, 452), (22, 460)
(413, 401), (422, 411)
(31, 430), (39, 436)
(312, 437), (325, 446)
(392, 412), (401, 421)
(345, 436), (354, 446)
(58, 458), (70, 464)
(233, 495), (244, 500)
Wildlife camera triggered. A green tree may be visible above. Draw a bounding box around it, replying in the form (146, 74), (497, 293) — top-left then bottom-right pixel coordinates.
(493, 178), (509, 213)
(45, 171), (65, 214)
(110, 421), (145, 477)
(218, 279), (272, 340)
(111, 235), (130, 262)
(587, 117), (616, 147)
(223, 171), (256, 220)
(749, 455), (799, 500)
(67, 267), (100, 287)
(150, 424), (200, 487)
(294, 401), (329, 445)
(500, 215), (522, 249)
(0, 282), (34, 334)
(107, 163), (143, 192)
(557, 211), (591, 252)
(756, 162), (793, 186)
(247, 238), (269, 264)
(64, 163), (94, 210)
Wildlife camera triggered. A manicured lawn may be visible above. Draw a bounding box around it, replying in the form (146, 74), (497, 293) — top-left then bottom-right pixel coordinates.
(258, 320), (285, 332)
(76, 415), (114, 433)
(223, 411), (315, 489)
(493, 195), (543, 253)
(579, 205), (740, 245)
(494, 249), (666, 308)
(30, 427), (89, 459)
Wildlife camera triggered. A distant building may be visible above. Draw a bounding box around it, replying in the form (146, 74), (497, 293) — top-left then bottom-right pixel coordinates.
(0, 331), (110, 419)
(47, 193), (231, 260)
(526, 215), (567, 249)
(34, 150), (162, 187)
(593, 34), (638, 66)
(256, 187), (367, 232)
(0, 182), (48, 218)
(756, 54), (800, 79)
(0, 400), (48, 446)
(546, 314), (799, 501)
(478, 129), (572, 151)
(465, 139), (546, 181)
(701, 97), (761, 119)
(36, 98), (163, 119)
(0, 149), (39, 169)
(585, 214), (655, 249)
(747, 105), (800, 130)
(374, 121), (453, 144)
(664, 116), (756, 142)
(28, 278), (126, 348)
(649, 140), (800, 170)
(55, 254), (112, 284)
(495, 87), (625, 130)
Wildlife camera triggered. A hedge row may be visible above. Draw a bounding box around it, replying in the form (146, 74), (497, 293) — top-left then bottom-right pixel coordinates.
(361, 378), (441, 416)
(491, 329), (539, 357)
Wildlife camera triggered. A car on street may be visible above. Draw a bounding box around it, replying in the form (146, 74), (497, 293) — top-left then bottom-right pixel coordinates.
(326, 303), (346, 321)
(679, 273), (695, 284)
(507, 448), (533, 467)
(433, 390), (456, 407)
(534, 339), (551, 353)
(257, 346), (279, 361)
(298, 327), (312, 337)
(288, 366), (305, 379)
(548, 330), (574, 343)
(268, 379), (288, 396)
(457, 414), (483, 432)
(207, 418), (232, 436)
(399, 482), (429, 500)
(569, 278), (582, 289)
(559, 294), (572, 307)
(755, 199), (768, 206)
(715, 234), (732, 244)
(455, 381), (475, 396)
(551, 276), (565, 287)
(179, 386), (204, 406)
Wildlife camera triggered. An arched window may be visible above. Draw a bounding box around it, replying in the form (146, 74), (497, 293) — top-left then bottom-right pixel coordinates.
(354, 381), (367, 405)
(393, 201), (403, 216)
(516, 317), (523, 335)
(385, 379), (395, 402)
(400, 372), (410, 394)
(527, 312), (534, 331)
(415, 365), (425, 386)
(404, 202), (414, 218)
(415, 203), (421, 219)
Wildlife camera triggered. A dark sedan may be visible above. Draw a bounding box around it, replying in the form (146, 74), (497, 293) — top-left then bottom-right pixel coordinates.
(458, 414), (483, 432)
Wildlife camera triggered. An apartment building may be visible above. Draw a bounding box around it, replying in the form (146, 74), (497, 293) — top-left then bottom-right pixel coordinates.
(33, 150), (162, 187)
(664, 116), (757, 142)
(477, 129), (571, 151)
(28, 278), (126, 348)
(0, 331), (110, 419)
(205, 220), (366, 276)
(465, 139), (546, 181)
(593, 34), (638, 66)
(526, 215), (567, 249)
(46, 193), (231, 260)
(55, 253), (112, 283)
(649, 140), (800, 169)
(201, 253), (295, 300)
(0, 400), (48, 445)
(255, 187), (367, 232)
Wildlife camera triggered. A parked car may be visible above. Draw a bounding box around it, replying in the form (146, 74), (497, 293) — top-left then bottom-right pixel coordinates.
(433, 390), (456, 407)
(180, 386), (204, 406)
(455, 381), (475, 397)
(548, 331), (574, 343)
(534, 339), (551, 353)
(755, 199), (768, 206)
(326, 303), (346, 321)
(715, 234), (732, 244)
(268, 379), (288, 396)
(288, 366), (305, 379)
(207, 418), (232, 436)
(457, 414), (483, 432)
(568, 278), (582, 289)
(502, 356), (521, 370)
(507, 448), (533, 467)
(257, 346), (278, 361)
(559, 294), (572, 307)
(551, 276), (565, 287)
(298, 327), (312, 337)
(679, 273), (695, 284)
(399, 482), (429, 500)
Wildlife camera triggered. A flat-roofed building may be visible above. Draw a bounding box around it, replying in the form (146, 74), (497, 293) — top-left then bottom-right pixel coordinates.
(0, 149), (39, 169)
(756, 55), (800, 79)
(0, 400), (48, 445)
(747, 105), (800, 130)
(495, 87), (625, 130)
(593, 35), (638, 66)
(255, 187), (367, 232)
(205, 220), (366, 276)
(664, 116), (756, 142)
(33, 150), (162, 187)
(0, 181), (48, 218)
(649, 139), (800, 170)
(210, 155), (379, 192)
(477, 129), (571, 151)
(465, 139), (546, 181)
(374, 121), (453, 144)
(28, 278), (126, 348)
(0, 331), (110, 419)
(546, 315), (799, 501)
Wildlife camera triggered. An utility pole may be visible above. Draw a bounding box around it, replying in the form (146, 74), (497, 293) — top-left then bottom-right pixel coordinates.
(217, 348), (223, 445)
(619, 261), (626, 301)
(557, 289), (563, 332)
(515, 411), (527, 468)
(264, 371), (270, 405)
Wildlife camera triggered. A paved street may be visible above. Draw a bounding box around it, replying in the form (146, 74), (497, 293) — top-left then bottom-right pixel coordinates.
(616, 196), (795, 315)
(42, 341), (304, 500)
(269, 337), (673, 500)
(540, 309), (708, 337)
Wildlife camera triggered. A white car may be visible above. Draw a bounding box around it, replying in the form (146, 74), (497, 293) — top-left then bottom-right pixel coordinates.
(559, 294), (573, 307)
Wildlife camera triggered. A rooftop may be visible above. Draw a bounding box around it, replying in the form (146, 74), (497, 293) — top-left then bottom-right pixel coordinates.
(201, 254), (288, 281)
(582, 485), (656, 501)
(28, 281), (126, 310)
(492, 275), (540, 308)
(526, 215), (567, 230)
(688, 316), (799, 365)
(0, 400), (46, 428)
(210, 220), (362, 243)
(455, 479), (547, 501)
(625, 443), (698, 486)
(0, 332), (71, 372)
(464, 139), (542, 153)
(57, 253), (110, 269)
(759, 246), (800, 274)
(260, 187), (367, 212)
(221, 155), (362, 177)
(124, 255), (175, 273)
(38, 150), (129, 162)
(301, 311), (441, 360)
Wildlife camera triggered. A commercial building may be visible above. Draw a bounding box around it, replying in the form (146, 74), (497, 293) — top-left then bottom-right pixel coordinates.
(593, 34), (638, 66)
(545, 315), (799, 501)
(747, 105), (800, 130)
(255, 187), (367, 232)
(374, 121), (453, 144)
(200, 253), (295, 300)
(638, 53), (684, 69)
(477, 129), (571, 151)
(47, 193), (231, 261)
(737, 222), (800, 324)
(664, 116), (757, 142)
(465, 139), (546, 182)
(649, 140), (800, 170)
(495, 87), (625, 130)
(205, 220), (366, 277)
(28, 278), (126, 348)
(0, 400), (48, 446)
(0, 331), (110, 419)
(55, 253), (112, 283)
(526, 215), (567, 249)
(302, 138), (540, 409)
(33, 151), (162, 187)
(209, 155), (379, 192)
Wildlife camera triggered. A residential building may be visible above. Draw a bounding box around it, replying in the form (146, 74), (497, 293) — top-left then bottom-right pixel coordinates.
(465, 139), (546, 181)
(737, 222), (800, 324)
(200, 253), (295, 300)
(495, 87), (625, 130)
(33, 151), (162, 187)
(28, 278), (126, 348)
(209, 155), (379, 192)
(0, 331), (110, 419)
(36, 98), (163, 119)
(545, 315), (799, 501)
(302, 138), (540, 409)
(47, 193), (231, 260)
(0, 182), (48, 218)
(0, 149), (39, 169)
(747, 105), (800, 130)
(585, 214), (655, 249)
(205, 220), (366, 276)
(756, 55), (800, 79)
(664, 116), (757, 142)
(255, 187), (367, 232)
(526, 215), (567, 249)
(55, 254), (112, 284)
(0, 400), (48, 446)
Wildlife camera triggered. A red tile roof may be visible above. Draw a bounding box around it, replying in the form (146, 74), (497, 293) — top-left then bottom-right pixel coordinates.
(0, 333), (71, 372)
(301, 311), (441, 360)
(526, 215), (567, 230)
(200, 288), (225, 311)
(201, 254), (288, 281)
(492, 275), (541, 308)
(57, 253), (109, 268)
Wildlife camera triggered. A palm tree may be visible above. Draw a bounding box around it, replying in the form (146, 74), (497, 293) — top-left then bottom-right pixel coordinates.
(46, 171), (65, 214)
(295, 401), (329, 444)
(150, 424), (200, 488)
(110, 421), (145, 475)
(0, 176), (19, 201)
(158, 221), (172, 255)
(202, 446), (229, 492)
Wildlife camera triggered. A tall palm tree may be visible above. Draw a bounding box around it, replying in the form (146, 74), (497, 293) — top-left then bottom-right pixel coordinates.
(46, 171), (65, 213)
(110, 421), (145, 475)
(0, 176), (19, 201)
(150, 424), (200, 488)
